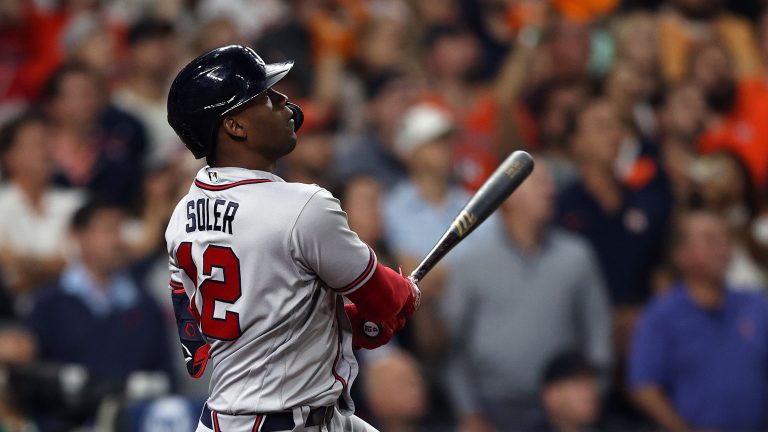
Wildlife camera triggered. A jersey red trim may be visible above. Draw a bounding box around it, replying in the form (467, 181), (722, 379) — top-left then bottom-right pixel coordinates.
(194, 178), (272, 191)
(169, 280), (184, 289)
(212, 410), (221, 432)
(331, 321), (349, 392)
(332, 247), (375, 293)
(251, 415), (264, 432)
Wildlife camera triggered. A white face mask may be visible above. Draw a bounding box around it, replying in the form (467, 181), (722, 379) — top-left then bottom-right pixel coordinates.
(753, 215), (768, 246)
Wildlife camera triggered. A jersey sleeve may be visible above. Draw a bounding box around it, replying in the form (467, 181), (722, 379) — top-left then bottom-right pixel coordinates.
(291, 189), (376, 295)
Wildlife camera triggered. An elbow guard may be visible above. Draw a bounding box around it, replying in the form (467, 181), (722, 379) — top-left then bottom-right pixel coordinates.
(345, 264), (416, 322)
(171, 284), (210, 378)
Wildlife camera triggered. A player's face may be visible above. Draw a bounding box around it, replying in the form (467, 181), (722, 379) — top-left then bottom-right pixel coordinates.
(238, 88), (297, 160)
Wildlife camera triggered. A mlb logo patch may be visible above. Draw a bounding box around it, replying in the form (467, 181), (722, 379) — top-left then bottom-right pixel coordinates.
(208, 171), (219, 183)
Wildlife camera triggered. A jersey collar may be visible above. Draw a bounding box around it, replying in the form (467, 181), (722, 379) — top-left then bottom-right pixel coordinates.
(194, 166), (285, 191)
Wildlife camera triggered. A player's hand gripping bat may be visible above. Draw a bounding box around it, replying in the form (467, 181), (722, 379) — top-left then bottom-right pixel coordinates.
(359, 151), (535, 341)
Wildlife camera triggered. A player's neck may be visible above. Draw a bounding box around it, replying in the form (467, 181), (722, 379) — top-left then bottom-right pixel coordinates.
(209, 151), (276, 173)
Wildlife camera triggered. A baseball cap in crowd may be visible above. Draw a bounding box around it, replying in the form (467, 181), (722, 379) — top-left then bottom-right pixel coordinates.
(395, 104), (456, 156)
(542, 351), (598, 386)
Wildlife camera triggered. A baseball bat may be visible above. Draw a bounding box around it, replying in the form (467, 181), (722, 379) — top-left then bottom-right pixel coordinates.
(359, 151), (534, 341)
(410, 150), (535, 282)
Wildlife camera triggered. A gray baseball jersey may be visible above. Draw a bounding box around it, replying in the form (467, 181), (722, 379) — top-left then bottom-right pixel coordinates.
(166, 166), (376, 415)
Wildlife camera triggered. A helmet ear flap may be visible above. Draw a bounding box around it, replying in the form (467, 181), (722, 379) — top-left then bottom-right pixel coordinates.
(286, 102), (304, 132)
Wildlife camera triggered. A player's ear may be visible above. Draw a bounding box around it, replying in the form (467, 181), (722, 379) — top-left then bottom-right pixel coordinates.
(222, 116), (247, 141)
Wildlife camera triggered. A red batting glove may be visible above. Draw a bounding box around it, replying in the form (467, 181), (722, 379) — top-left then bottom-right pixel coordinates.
(344, 303), (405, 350)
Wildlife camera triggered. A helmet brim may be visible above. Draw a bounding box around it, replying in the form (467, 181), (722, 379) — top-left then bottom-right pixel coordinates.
(263, 61), (294, 88)
(221, 60), (294, 116)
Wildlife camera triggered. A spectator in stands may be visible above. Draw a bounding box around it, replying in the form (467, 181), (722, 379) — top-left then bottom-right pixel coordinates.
(658, 0), (761, 83)
(384, 104), (467, 266)
(612, 11), (659, 88)
(693, 152), (765, 289)
(41, 62), (147, 206)
(0, 322), (36, 366)
(335, 70), (418, 187)
(190, 16), (245, 56)
(525, 79), (589, 188)
(384, 104), (482, 357)
(61, 12), (117, 81)
(25, 199), (173, 387)
(545, 15), (593, 84)
(629, 210), (768, 431)
(0, 0), (66, 104)
(532, 351), (602, 432)
(557, 98), (672, 306)
(0, 323), (37, 432)
(441, 159), (611, 431)
(340, 175), (394, 267)
(129, 164), (211, 398)
(0, 112), (83, 296)
(420, 24), (503, 190)
(603, 61), (657, 141)
(362, 349), (428, 432)
(693, 42), (768, 189)
(114, 18), (182, 168)
(279, 120), (336, 190)
(657, 83), (706, 205)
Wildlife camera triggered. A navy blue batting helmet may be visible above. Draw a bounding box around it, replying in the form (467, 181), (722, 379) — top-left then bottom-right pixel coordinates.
(167, 45), (304, 159)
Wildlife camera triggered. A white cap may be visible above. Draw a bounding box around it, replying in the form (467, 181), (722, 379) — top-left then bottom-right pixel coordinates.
(395, 104), (455, 155)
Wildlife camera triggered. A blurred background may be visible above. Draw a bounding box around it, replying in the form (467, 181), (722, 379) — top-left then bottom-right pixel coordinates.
(1, 0), (768, 431)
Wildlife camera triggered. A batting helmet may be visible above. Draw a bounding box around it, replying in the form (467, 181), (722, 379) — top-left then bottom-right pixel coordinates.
(167, 45), (304, 159)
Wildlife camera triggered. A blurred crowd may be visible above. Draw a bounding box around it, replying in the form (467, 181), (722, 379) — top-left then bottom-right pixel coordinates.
(2, 0), (768, 431)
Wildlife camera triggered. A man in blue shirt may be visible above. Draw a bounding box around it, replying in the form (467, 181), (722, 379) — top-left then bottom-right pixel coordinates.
(629, 210), (768, 431)
(26, 200), (173, 386)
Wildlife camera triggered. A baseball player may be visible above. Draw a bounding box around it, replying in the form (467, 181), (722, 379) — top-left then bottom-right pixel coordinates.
(165, 45), (420, 432)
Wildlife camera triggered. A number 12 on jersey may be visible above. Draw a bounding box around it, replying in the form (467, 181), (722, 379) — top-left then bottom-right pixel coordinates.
(177, 242), (243, 340)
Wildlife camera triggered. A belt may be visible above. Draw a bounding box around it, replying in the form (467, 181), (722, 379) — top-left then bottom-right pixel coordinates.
(200, 404), (334, 431)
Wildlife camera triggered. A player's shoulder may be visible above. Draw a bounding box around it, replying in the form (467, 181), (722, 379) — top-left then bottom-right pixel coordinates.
(273, 181), (328, 199)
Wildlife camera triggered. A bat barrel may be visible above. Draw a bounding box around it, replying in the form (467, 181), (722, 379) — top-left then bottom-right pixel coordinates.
(410, 151), (534, 282)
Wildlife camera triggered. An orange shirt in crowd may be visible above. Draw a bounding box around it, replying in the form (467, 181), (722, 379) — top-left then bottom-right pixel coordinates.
(0, 4), (67, 101)
(307, 0), (368, 61)
(658, 12), (762, 83)
(697, 79), (768, 189)
(549, 0), (619, 23)
(422, 90), (537, 191)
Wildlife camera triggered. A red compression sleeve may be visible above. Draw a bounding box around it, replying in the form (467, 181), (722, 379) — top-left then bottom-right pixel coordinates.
(345, 263), (412, 323)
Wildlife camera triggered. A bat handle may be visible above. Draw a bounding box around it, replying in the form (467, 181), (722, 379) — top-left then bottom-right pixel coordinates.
(410, 265), (427, 283)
